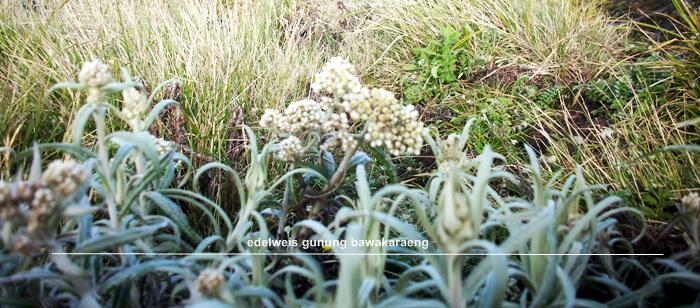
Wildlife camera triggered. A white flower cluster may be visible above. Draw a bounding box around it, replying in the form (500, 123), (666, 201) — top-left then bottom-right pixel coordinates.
(436, 133), (470, 172)
(43, 159), (90, 197)
(322, 112), (350, 134)
(195, 269), (225, 298)
(311, 56), (362, 97)
(320, 112), (357, 152)
(0, 179), (56, 249)
(258, 56), (425, 160)
(279, 99), (324, 134)
(259, 108), (284, 132)
(275, 136), (304, 161)
(78, 59), (114, 104)
(78, 59), (114, 88)
(343, 86), (372, 120)
(361, 89), (424, 156)
(259, 98), (356, 160)
(0, 180), (27, 223)
(260, 99), (325, 135)
(122, 87), (149, 129)
(681, 192), (700, 215)
(153, 137), (174, 157)
(27, 187), (55, 235)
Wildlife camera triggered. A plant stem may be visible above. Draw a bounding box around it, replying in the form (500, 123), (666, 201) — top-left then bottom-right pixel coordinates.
(312, 140), (361, 198)
(276, 175), (294, 239)
(447, 255), (463, 308)
(93, 108), (120, 231)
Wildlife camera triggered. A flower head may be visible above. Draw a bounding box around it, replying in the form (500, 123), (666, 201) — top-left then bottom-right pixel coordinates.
(280, 99), (324, 135)
(78, 59), (115, 104)
(30, 187), (55, 216)
(43, 159), (89, 198)
(311, 56), (362, 97)
(361, 89), (424, 156)
(12, 181), (37, 204)
(78, 59), (114, 88)
(276, 136), (304, 161)
(681, 192), (700, 214)
(320, 112), (357, 152)
(28, 188), (56, 236)
(122, 87), (149, 129)
(259, 108), (284, 132)
(154, 137), (174, 157)
(195, 269), (225, 298)
(261, 57), (425, 160)
(437, 133), (469, 172)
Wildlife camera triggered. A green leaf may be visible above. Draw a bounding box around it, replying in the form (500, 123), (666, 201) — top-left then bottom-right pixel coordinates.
(103, 260), (186, 291)
(72, 104), (97, 145)
(75, 224), (164, 253)
(142, 99), (179, 130)
(144, 191), (203, 243)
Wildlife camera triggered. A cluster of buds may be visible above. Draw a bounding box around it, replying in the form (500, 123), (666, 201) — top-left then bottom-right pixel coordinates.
(43, 160), (90, 198)
(436, 133), (470, 173)
(153, 136), (174, 157)
(435, 178), (474, 253)
(310, 56), (362, 98)
(275, 136), (304, 161)
(78, 59), (114, 104)
(121, 86), (149, 130)
(360, 89), (423, 156)
(0, 180), (55, 255)
(320, 112), (356, 152)
(277, 99), (324, 135)
(259, 56), (425, 161)
(0, 159), (89, 256)
(194, 269), (225, 298)
(681, 192), (700, 217)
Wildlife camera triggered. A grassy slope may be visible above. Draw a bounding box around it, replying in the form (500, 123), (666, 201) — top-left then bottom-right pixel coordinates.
(341, 0), (698, 210)
(0, 0), (698, 216)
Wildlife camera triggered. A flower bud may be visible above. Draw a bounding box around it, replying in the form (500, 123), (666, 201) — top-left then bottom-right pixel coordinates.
(195, 269), (225, 298)
(43, 159), (89, 198)
(275, 136), (304, 161)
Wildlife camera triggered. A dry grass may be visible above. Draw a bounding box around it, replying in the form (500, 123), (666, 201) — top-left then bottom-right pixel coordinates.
(519, 85), (699, 203)
(343, 0), (625, 87)
(0, 0), (339, 157)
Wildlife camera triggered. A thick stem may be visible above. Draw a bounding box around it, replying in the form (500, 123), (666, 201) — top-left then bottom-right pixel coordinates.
(93, 109), (119, 231)
(447, 255), (464, 308)
(324, 143), (357, 191)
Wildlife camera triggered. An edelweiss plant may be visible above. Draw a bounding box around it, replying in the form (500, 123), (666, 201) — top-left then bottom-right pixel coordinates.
(258, 56), (425, 238)
(0, 152), (90, 257)
(2, 56), (694, 307)
(260, 56), (423, 161)
(0, 59), (234, 306)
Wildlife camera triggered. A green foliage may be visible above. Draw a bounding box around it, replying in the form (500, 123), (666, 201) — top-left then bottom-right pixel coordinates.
(532, 85), (568, 108)
(578, 55), (671, 111)
(401, 26), (491, 104)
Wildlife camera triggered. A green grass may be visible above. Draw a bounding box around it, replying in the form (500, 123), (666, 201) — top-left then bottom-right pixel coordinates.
(342, 0), (623, 86)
